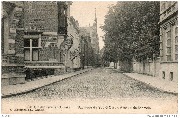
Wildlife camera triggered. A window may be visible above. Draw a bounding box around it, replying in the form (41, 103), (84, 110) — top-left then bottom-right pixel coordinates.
(175, 54), (178, 61)
(166, 30), (171, 61)
(175, 45), (178, 53)
(167, 39), (171, 47)
(32, 48), (39, 61)
(170, 72), (173, 81)
(24, 39), (30, 47)
(32, 39), (38, 47)
(24, 48), (30, 61)
(167, 55), (171, 61)
(175, 36), (178, 44)
(24, 38), (39, 61)
(175, 27), (178, 35)
(167, 47), (171, 54)
(162, 71), (165, 79)
(175, 26), (178, 61)
(167, 30), (171, 38)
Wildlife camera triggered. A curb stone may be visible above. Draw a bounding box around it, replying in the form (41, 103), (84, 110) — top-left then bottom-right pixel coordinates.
(2, 68), (93, 98)
(122, 73), (178, 95)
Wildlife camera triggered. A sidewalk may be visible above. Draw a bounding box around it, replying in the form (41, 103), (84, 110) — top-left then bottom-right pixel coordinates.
(1, 68), (93, 98)
(123, 73), (178, 94)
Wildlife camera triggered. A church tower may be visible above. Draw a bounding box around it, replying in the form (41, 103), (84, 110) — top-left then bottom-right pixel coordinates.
(94, 8), (98, 34)
(92, 8), (100, 66)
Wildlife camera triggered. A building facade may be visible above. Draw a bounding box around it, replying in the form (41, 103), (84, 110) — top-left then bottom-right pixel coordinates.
(2, 2), (26, 85)
(1, 1), (76, 85)
(159, 1), (178, 82)
(80, 10), (100, 66)
(23, 1), (73, 79)
(67, 16), (81, 70)
(79, 28), (95, 68)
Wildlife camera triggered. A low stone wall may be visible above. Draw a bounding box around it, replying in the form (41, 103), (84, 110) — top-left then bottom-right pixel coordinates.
(133, 58), (160, 77)
(1, 66), (26, 86)
(118, 60), (133, 72)
(2, 75), (26, 86)
(54, 68), (66, 75)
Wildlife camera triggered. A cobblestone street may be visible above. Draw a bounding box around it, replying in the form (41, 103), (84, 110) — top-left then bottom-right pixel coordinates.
(2, 1), (178, 115)
(2, 68), (178, 113)
(2, 68), (177, 100)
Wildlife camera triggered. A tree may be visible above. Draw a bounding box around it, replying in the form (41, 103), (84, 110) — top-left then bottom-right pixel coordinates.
(101, 1), (160, 63)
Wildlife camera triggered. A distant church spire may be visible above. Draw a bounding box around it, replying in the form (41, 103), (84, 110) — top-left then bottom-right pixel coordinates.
(94, 8), (97, 33)
(95, 8), (97, 23)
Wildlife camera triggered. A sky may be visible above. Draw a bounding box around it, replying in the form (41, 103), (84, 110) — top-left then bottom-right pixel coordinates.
(70, 1), (117, 50)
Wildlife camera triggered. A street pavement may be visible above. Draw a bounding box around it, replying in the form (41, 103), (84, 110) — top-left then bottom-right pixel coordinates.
(123, 72), (178, 94)
(2, 68), (178, 114)
(1, 68), (93, 98)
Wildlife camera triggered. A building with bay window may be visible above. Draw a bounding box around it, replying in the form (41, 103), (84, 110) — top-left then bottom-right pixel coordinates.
(159, 1), (178, 82)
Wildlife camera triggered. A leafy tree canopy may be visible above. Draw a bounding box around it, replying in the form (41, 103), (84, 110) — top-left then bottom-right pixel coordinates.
(101, 1), (160, 62)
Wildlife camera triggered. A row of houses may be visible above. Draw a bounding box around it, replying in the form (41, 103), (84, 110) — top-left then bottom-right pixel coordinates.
(1, 1), (100, 86)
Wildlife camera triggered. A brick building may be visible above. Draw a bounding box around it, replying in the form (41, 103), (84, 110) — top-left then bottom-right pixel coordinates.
(1, 1), (76, 85)
(2, 2), (26, 86)
(23, 1), (73, 80)
(159, 1), (178, 82)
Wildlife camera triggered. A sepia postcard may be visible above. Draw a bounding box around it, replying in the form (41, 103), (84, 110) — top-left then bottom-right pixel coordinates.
(1, 1), (178, 115)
